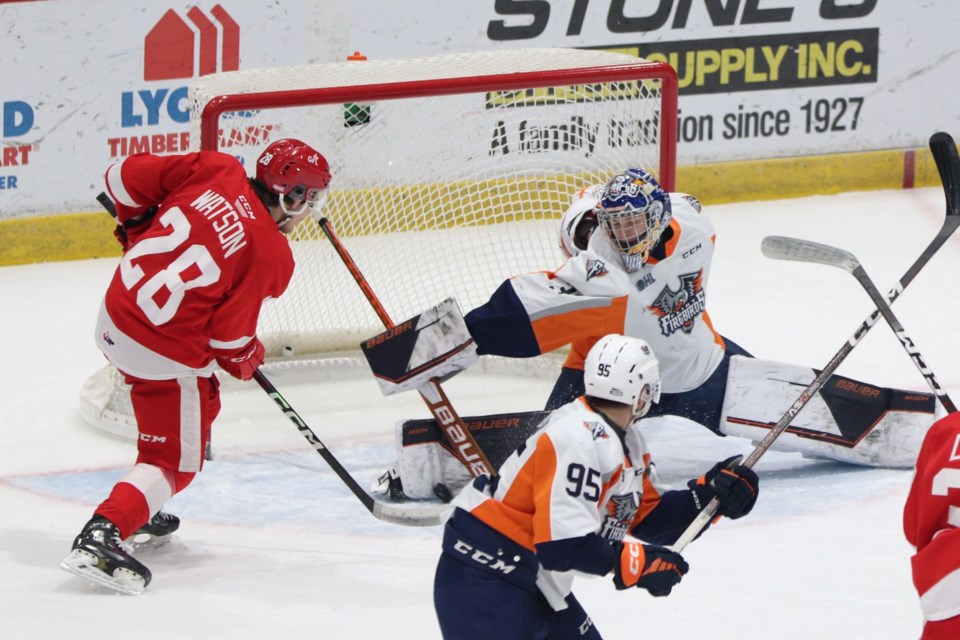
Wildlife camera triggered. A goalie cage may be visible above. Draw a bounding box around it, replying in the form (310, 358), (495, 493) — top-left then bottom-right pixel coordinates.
(79, 47), (678, 438)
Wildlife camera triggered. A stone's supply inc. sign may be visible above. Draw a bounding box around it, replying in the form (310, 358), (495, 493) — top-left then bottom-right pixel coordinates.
(607, 28), (879, 94)
(356, 0), (959, 165)
(0, 0), (958, 220)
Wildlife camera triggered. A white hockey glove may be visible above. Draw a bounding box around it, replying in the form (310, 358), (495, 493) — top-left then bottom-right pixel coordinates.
(361, 297), (478, 396)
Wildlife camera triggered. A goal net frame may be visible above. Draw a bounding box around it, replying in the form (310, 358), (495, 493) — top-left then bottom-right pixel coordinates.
(80, 48), (678, 438)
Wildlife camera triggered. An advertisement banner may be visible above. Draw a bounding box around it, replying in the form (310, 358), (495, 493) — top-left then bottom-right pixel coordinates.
(1, 0), (958, 219)
(353, 1), (960, 165)
(0, 0), (345, 219)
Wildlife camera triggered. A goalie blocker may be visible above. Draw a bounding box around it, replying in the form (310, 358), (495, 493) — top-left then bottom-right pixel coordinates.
(384, 357), (936, 500)
(361, 297), (478, 396)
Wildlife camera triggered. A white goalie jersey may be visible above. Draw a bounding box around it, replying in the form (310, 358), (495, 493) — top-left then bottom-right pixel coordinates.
(464, 194), (723, 395)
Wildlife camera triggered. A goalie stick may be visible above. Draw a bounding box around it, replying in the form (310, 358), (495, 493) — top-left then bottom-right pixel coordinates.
(671, 131), (960, 552)
(253, 370), (448, 527)
(761, 235), (957, 413)
(317, 217), (497, 480)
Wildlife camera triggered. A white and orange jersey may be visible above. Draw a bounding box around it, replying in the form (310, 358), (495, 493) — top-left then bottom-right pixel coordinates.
(98, 151), (294, 379)
(453, 396), (667, 608)
(465, 193), (723, 393)
(904, 412), (960, 629)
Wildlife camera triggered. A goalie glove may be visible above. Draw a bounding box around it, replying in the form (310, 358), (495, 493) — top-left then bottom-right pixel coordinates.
(689, 455), (759, 520)
(613, 541), (689, 596)
(214, 337), (264, 381)
(361, 298), (478, 396)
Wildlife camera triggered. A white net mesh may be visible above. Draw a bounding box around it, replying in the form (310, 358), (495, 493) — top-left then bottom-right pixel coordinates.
(188, 48), (674, 357)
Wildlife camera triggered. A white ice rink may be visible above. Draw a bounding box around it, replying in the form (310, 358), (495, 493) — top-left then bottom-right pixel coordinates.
(2, 186), (958, 639)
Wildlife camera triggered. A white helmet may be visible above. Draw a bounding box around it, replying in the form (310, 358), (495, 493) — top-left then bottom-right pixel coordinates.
(559, 184), (603, 258)
(583, 334), (661, 420)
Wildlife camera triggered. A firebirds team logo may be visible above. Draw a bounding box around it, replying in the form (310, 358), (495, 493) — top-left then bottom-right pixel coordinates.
(599, 492), (639, 541)
(585, 258), (608, 281)
(608, 492), (639, 523)
(649, 270), (706, 336)
(583, 420), (609, 440)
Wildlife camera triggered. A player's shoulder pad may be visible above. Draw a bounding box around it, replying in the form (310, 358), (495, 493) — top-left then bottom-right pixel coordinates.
(545, 400), (620, 445)
(671, 193), (702, 214)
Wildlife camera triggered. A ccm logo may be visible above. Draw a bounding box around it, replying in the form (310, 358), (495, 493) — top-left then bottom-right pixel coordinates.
(139, 433), (167, 443)
(453, 539), (517, 575)
(627, 541), (642, 575)
(682, 243), (702, 258)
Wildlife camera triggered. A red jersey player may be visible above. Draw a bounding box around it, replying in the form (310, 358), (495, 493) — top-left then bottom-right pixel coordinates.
(60, 139), (331, 594)
(904, 412), (960, 639)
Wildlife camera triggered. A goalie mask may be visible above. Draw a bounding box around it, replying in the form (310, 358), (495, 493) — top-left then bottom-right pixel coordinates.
(597, 168), (671, 273)
(559, 184), (603, 258)
(256, 138), (332, 230)
(584, 334), (661, 423)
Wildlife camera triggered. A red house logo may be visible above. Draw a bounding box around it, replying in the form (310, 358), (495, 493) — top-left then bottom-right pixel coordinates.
(144, 4), (239, 81)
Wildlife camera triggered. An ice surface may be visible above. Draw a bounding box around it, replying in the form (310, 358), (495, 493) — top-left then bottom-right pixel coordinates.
(2, 187), (958, 639)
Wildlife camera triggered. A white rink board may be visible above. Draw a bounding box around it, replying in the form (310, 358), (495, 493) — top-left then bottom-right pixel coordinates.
(2, 0), (959, 217)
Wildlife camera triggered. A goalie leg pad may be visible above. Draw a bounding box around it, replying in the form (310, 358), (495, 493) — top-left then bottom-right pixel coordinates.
(391, 410), (549, 499)
(361, 297), (478, 396)
(720, 356), (936, 468)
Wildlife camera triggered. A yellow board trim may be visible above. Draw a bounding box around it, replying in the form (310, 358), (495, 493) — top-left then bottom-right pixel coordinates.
(0, 212), (121, 267)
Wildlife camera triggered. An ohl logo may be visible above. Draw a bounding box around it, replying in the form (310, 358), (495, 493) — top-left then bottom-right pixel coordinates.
(145, 4), (239, 81)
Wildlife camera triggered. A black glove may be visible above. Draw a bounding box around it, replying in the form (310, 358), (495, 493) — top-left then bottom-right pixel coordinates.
(613, 541), (689, 596)
(689, 455), (759, 520)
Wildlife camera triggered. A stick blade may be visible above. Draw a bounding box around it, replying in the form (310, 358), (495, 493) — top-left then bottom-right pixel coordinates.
(371, 501), (449, 527)
(930, 131), (960, 217)
(761, 236), (861, 273)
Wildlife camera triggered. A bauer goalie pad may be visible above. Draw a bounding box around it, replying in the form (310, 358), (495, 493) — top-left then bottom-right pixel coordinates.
(361, 298), (478, 396)
(720, 356), (937, 468)
(390, 410), (549, 500)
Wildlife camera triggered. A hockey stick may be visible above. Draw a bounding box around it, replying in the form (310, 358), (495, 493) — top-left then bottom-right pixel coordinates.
(97, 191), (117, 217)
(317, 217), (497, 479)
(671, 132), (960, 552)
(253, 369), (448, 527)
(761, 235), (957, 413)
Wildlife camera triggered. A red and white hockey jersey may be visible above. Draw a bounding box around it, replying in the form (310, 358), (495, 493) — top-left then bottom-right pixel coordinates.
(904, 412), (960, 635)
(97, 151), (294, 379)
(454, 397), (697, 610)
(465, 194), (722, 393)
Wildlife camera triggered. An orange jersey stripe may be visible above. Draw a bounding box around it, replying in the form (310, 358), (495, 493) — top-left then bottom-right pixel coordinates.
(531, 296), (628, 355)
(470, 433), (560, 551)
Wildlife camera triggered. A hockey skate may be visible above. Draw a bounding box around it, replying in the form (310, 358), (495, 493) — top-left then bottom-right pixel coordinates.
(60, 516), (152, 595)
(128, 511), (180, 550)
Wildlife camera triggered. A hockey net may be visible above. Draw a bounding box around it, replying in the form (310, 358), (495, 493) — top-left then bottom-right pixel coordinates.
(80, 48), (677, 437)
